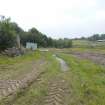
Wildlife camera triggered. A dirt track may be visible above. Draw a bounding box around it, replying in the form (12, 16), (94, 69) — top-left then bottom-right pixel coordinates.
(39, 56), (71, 105)
(0, 60), (46, 100)
(0, 55), (72, 105)
(43, 77), (70, 105)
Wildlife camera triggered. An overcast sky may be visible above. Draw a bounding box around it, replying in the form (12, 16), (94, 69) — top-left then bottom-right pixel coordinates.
(0, 0), (105, 38)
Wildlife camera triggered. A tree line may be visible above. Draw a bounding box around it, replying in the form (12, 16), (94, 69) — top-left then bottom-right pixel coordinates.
(87, 34), (105, 41)
(0, 17), (72, 51)
(75, 34), (105, 41)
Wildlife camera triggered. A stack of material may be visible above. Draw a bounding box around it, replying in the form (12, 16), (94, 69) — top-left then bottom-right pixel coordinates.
(3, 47), (25, 57)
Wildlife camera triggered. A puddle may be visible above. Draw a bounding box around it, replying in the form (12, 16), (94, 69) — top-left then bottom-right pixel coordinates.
(53, 55), (69, 71)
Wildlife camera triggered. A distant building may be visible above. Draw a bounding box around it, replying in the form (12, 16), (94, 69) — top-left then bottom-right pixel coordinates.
(97, 40), (105, 42)
(26, 42), (37, 50)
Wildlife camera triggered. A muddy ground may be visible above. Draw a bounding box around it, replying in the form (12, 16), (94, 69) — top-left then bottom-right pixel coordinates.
(0, 54), (72, 105)
(37, 56), (71, 105)
(0, 60), (46, 101)
(72, 52), (105, 65)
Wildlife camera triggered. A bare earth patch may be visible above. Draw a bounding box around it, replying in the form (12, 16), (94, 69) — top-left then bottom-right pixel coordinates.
(72, 52), (105, 65)
(40, 77), (71, 105)
(0, 60), (46, 100)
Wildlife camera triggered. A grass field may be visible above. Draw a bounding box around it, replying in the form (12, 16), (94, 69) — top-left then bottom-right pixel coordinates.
(0, 51), (41, 80)
(0, 51), (61, 105)
(73, 39), (105, 49)
(58, 53), (105, 105)
(0, 48), (105, 105)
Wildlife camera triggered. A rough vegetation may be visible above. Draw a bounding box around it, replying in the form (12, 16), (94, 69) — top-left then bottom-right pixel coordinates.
(58, 53), (105, 105)
(0, 16), (105, 105)
(0, 17), (72, 51)
(0, 49), (105, 105)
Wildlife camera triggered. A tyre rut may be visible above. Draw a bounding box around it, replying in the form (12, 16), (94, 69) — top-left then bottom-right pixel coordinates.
(43, 78), (71, 105)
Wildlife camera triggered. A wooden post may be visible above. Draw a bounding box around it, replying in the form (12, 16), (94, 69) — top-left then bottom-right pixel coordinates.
(16, 35), (21, 49)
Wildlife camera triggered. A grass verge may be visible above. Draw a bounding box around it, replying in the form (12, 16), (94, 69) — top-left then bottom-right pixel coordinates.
(58, 53), (105, 105)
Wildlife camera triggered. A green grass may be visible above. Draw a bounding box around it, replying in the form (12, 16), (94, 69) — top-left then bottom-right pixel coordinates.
(1, 49), (105, 105)
(58, 53), (105, 105)
(0, 50), (41, 79)
(0, 50), (41, 64)
(73, 39), (105, 50)
(73, 40), (92, 48)
(56, 47), (105, 55)
(1, 52), (61, 105)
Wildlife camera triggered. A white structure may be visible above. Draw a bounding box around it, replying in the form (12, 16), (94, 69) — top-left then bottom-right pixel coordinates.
(97, 40), (105, 42)
(26, 42), (37, 50)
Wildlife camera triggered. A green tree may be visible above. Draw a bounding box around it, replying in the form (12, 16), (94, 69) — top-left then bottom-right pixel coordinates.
(0, 17), (16, 51)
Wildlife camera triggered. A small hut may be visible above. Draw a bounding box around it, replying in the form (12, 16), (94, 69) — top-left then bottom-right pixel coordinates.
(26, 42), (37, 51)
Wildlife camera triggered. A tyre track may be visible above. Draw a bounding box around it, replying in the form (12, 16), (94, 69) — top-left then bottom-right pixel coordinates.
(0, 60), (46, 100)
(41, 55), (71, 105)
(43, 78), (71, 105)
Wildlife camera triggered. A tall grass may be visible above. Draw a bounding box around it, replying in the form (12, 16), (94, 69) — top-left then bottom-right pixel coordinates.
(59, 53), (105, 105)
